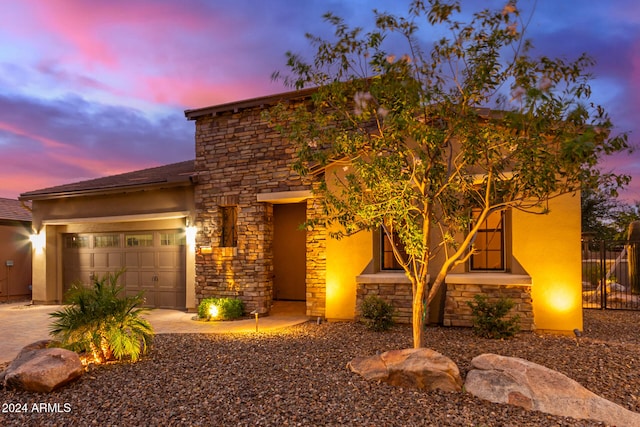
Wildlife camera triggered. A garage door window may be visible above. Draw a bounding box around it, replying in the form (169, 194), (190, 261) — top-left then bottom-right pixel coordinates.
(95, 234), (120, 248)
(126, 233), (153, 247)
(65, 234), (89, 249)
(160, 232), (185, 246)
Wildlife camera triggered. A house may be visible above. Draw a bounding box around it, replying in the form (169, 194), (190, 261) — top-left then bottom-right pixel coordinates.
(19, 161), (196, 309)
(20, 88), (582, 334)
(0, 198), (32, 301)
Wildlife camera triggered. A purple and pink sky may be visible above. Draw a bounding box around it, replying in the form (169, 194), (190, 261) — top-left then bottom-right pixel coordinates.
(1, 0), (638, 202)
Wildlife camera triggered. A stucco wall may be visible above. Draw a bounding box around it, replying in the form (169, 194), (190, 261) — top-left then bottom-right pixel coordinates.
(512, 192), (583, 333)
(0, 222), (32, 301)
(29, 186), (195, 307)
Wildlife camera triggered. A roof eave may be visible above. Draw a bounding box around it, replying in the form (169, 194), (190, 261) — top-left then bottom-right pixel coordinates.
(19, 178), (194, 202)
(184, 87), (317, 120)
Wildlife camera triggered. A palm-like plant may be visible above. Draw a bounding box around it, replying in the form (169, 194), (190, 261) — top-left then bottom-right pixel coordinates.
(50, 270), (154, 363)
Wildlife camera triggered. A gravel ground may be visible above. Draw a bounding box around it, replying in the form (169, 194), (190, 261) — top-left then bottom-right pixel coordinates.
(1, 309), (639, 426)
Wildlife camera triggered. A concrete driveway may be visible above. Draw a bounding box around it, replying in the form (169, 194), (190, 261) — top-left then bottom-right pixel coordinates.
(0, 300), (309, 365)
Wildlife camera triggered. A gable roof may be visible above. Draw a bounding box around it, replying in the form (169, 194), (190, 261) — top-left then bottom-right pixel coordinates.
(20, 160), (195, 201)
(0, 198), (31, 222)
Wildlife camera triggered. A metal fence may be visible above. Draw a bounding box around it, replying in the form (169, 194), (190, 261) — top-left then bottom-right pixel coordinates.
(582, 239), (640, 310)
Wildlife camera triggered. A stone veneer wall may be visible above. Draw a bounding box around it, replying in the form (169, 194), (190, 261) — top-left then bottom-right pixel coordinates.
(444, 283), (534, 331)
(356, 279), (534, 330)
(193, 104), (325, 316)
(356, 282), (413, 324)
(306, 195), (326, 318)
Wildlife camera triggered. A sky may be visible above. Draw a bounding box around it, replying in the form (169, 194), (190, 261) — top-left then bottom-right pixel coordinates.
(0, 0), (638, 203)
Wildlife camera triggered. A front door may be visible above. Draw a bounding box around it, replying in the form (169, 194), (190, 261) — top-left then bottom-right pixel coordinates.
(273, 203), (306, 301)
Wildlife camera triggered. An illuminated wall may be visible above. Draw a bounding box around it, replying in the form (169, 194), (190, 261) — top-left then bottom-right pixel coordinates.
(325, 226), (372, 320)
(511, 192), (583, 333)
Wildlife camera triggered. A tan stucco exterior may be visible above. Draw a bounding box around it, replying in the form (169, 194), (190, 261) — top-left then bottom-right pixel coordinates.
(512, 192), (583, 333)
(26, 184), (196, 310)
(0, 222), (32, 301)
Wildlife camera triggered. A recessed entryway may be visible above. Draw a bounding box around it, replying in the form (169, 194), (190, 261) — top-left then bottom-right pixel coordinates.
(273, 203), (306, 301)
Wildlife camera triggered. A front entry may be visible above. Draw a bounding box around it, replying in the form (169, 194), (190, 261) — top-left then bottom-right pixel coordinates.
(273, 203), (306, 301)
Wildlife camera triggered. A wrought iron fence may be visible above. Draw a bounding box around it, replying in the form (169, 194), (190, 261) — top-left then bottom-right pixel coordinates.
(582, 239), (640, 310)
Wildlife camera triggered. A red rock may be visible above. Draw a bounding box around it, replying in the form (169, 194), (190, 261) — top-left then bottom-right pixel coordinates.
(348, 348), (462, 392)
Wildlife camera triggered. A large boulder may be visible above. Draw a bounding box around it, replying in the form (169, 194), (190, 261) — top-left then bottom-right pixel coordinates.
(465, 353), (640, 426)
(1, 340), (84, 393)
(348, 348), (462, 392)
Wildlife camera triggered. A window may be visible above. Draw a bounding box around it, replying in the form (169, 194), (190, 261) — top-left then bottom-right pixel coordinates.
(126, 233), (153, 247)
(470, 210), (505, 271)
(381, 228), (408, 270)
(160, 232), (185, 246)
(94, 234), (120, 248)
(65, 234), (89, 249)
(220, 206), (238, 247)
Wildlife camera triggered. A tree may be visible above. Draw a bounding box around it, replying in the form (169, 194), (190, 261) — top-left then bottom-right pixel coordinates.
(270, 0), (630, 348)
(582, 186), (640, 242)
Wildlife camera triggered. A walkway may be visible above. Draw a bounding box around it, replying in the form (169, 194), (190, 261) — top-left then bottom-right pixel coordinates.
(0, 300), (309, 365)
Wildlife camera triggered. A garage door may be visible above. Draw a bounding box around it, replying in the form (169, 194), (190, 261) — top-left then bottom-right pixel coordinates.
(62, 230), (186, 309)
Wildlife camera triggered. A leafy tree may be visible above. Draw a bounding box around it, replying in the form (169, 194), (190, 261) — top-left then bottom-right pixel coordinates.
(582, 186), (640, 241)
(50, 270), (154, 363)
(270, 0), (630, 347)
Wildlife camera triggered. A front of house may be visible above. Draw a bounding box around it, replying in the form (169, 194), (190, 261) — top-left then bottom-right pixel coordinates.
(21, 88), (583, 333)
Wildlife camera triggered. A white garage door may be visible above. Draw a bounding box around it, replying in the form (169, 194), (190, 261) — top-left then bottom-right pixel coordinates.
(62, 230), (186, 309)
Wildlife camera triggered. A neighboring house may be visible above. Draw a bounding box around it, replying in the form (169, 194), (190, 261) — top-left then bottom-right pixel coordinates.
(0, 198), (32, 301)
(19, 161), (196, 309)
(20, 88), (582, 334)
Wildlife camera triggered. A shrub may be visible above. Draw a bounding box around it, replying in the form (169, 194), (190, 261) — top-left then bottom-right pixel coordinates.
(49, 269), (154, 363)
(360, 294), (395, 331)
(198, 297), (245, 320)
(467, 294), (520, 339)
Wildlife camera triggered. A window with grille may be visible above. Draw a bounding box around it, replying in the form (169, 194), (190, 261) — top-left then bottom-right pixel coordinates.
(470, 210), (505, 271)
(95, 234), (120, 248)
(126, 233), (153, 247)
(160, 232), (185, 246)
(65, 234), (89, 249)
(381, 228), (409, 270)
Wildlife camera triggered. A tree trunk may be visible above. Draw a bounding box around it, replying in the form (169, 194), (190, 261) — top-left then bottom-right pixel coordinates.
(412, 279), (425, 348)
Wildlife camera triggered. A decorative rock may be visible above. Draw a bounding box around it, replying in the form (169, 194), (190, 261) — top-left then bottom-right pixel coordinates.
(465, 353), (640, 426)
(347, 348), (462, 392)
(2, 340), (84, 393)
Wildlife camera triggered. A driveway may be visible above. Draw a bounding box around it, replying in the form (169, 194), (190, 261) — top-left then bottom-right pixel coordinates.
(0, 300), (309, 365)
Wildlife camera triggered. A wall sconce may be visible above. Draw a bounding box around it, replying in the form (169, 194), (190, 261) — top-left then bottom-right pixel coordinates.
(30, 232), (45, 253)
(185, 225), (197, 247)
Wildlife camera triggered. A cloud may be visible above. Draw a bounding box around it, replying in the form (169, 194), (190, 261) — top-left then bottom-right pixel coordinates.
(0, 0), (638, 204)
(0, 93), (193, 198)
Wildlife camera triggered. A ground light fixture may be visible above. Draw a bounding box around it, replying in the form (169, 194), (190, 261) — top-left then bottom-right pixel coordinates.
(208, 304), (220, 319)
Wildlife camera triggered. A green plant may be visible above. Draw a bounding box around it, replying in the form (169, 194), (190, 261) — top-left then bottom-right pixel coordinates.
(49, 269), (154, 363)
(360, 295), (395, 331)
(198, 297), (245, 320)
(467, 294), (520, 339)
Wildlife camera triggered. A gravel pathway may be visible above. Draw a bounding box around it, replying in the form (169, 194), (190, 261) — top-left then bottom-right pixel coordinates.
(1, 309), (639, 426)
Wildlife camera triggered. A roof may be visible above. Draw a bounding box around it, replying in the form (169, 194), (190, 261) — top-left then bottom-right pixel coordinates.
(20, 160), (195, 201)
(185, 87), (317, 120)
(0, 198), (31, 222)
